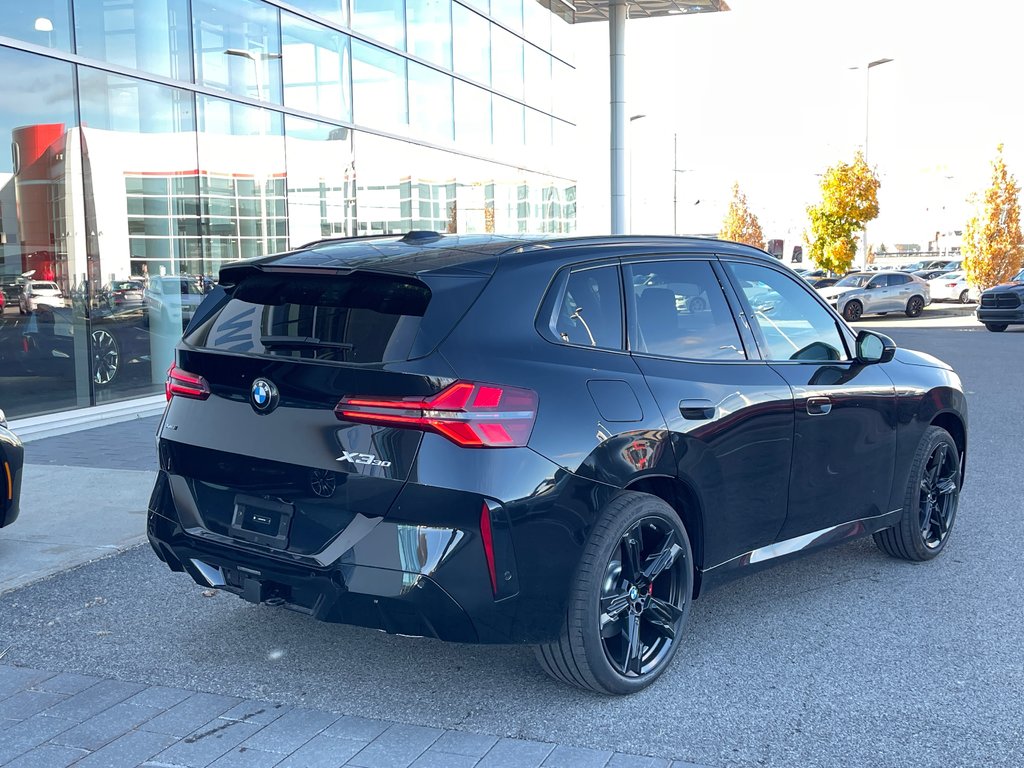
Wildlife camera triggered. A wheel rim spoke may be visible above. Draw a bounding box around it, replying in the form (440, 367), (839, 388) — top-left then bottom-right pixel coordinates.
(621, 612), (642, 675)
(622, 530), (643, 580)
(645, 596), (682, 640)
(643, 535), (682, 582)
(600, 593), (630, 631)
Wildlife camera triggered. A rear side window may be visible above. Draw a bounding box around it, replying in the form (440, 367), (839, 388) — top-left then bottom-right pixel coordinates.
(543, 264), (623, 350)
(890, 274), (911, 286)
(626, 260), (746, 361)
(186, 272), (430, 364)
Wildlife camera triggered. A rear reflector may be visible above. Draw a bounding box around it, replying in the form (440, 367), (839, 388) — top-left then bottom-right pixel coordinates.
(165, 363), (211, 401)
(480, 503), (498, 594)
(335, 380), (537, 448)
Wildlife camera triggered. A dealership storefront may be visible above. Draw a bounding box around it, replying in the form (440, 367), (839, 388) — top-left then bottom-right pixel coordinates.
(0, 0), (577, 420)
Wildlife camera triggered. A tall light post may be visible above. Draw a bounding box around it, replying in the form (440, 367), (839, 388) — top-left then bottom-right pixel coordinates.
(671, 132), (696, 235)
(851, 56), (893, 267)
(628, 113), (646, 233)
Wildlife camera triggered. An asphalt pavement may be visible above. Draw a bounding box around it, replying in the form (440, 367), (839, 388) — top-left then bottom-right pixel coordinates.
(1, 317), (1022, 767)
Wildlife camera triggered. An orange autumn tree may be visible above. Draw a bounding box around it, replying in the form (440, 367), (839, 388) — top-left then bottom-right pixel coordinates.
(805, 151), (880, 274)
(719, 183), (765, 249)
(962, 144), (1024, 289)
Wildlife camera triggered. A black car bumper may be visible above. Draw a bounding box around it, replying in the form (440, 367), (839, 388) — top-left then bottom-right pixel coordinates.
(146, 469), (528, 644)
(977, 308), (1024, 325)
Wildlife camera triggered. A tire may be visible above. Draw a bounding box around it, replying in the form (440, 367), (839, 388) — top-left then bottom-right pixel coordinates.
(905, 295), (925, 317)
(873, 426), (960, 561)
(91, 328), (121, 386)
(842, 300), (863, 322)
(958, 290), (971, 304)
(534, 492), (693, 695)
(985, 323), (1008, 332)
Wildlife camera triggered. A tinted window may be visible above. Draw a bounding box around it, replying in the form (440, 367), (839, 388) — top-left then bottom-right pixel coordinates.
(187, 273), (429, 364)
(626, 261), (745, 361)
(890, 273), (911, 286)
(549, 265), (622, 350)
(726, 262), (848, 362)
(868, 275), (887, 288)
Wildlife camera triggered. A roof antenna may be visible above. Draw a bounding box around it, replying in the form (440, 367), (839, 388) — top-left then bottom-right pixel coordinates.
(400, 231), (442, 243)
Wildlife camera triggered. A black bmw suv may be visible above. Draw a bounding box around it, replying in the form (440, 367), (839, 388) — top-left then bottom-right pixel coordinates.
(148, 234), (967, 694)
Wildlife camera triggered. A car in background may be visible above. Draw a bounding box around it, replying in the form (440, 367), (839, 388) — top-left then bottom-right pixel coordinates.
(101, 280), (146, 310)
(806, 276), (840, 289)
(795, 268), (827, 279)
(20, 305), (153, 386)
(0, 408), (24, 530)
(0, 289), (5, 312)
(914, 268), (952, 282)
(816, 270), (931, 321)
(145, 276), (206, 327)
(928, 271), (978, 304)
(148, 233), (968, 695)
(901, 259), (956, 273)
(19, 281), (65, 313)
(976, 267), (1024, 332)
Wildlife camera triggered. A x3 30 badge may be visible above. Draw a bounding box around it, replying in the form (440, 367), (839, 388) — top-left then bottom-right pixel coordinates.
(336, 451), (392, 467)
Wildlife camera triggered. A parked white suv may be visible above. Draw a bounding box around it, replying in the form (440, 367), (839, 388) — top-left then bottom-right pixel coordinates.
(19, 281), (65, 313)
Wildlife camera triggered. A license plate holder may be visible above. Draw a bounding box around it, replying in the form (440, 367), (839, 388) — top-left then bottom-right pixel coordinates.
(230, 494), (294, 550)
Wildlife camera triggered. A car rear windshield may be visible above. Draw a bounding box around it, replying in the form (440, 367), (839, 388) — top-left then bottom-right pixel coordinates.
(185, 272), (432, 364)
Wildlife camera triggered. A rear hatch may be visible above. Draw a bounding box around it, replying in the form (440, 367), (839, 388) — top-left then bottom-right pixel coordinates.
(161, 264), (491, 557)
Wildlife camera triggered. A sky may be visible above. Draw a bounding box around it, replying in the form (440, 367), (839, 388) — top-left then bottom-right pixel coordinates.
(567, 0), (1024, 253)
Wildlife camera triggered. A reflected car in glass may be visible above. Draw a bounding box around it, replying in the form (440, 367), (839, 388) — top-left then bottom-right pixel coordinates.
(19, 281), (66, 313)
(147, 234), (968, 694)
(0, 409), (24, 530)
(816, 270), (931, 322)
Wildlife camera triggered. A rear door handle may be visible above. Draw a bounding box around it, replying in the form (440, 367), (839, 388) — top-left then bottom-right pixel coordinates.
(806, 396), (832, 416)
(679, 399), (716, 420)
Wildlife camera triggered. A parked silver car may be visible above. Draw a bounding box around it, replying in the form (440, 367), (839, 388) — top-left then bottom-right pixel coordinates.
(817, 271), (931, 321)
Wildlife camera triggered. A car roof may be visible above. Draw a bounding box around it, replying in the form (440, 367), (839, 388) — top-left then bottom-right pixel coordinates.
(218, 232), (779, 284)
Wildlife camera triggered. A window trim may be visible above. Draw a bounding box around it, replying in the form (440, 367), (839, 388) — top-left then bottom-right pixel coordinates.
(718, 256), (854, 364)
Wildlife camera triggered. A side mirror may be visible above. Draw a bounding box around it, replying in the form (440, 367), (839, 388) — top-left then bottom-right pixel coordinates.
(856, 330), (896, 364)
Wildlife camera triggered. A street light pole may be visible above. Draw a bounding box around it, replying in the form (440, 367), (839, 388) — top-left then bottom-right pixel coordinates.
(854, 57), (893, 268)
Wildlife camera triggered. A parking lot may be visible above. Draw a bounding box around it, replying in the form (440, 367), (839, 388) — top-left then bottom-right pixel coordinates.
(1, 319), (1022, 767)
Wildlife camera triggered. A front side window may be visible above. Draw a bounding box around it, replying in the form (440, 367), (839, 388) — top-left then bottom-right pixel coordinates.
(625, 260), (745, 361)
(726, 262), (848, 362)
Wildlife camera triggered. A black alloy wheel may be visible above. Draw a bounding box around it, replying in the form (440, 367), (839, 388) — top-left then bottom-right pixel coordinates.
(958, 289), (971, 304)
(905, 295), (925, 317)
(843, 300), (863, 322)
(874, 426), (960, 561)
(91, 328), (120, 385)
(535, 492), (693, 695)
(985, 323), (1008, 332)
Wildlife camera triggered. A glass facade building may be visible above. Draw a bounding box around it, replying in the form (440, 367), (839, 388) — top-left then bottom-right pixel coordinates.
(0, 0), (576, 418)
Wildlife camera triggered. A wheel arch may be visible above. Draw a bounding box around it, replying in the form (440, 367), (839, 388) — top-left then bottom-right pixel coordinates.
(623, 474), (705, 599)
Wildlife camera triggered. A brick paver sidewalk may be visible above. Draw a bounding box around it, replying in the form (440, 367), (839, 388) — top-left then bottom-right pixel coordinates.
(0, 664), (705, 768)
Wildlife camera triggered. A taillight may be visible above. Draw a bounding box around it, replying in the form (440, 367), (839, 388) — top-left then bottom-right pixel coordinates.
(945, 282), (958, 287)
(335, 380), (538, 448)
(165, 363), (210, 401)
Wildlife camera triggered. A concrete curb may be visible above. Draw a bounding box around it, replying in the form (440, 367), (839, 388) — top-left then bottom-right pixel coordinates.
(8, 395), (166, 442)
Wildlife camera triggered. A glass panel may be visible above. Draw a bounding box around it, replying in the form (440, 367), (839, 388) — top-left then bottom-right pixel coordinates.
(525, 108), (550, 150)
(74, 0), (192, 81)
(550, 5), (574, 64)
(407, 0), (451, 69)
(289, 0), (349, 26)
(282, 11), (352, 122)
(459, 0), (488, 14)
(197, 94), (288, 277)
(0, 0), (72, 52)
(352, 40), (408, 131)
(78, 67), (200, 399)
(351, 0), (406, 50)
(492, 95), (523, 152)
(490, 0), (522, 31)
(491, 24), (524, 100)
(0, 48), (81, 416)
(726, 261), (848, 362)
(553, 265), (622, 350)
(522, 0), (551, 51)
(552, 59), (574, 122)
(524, 44), (551, 114)
(452, 3), (490, 85)
(454, 80), (491, 150)
(286, 115), (355, 244)
(627, 261), (746, 361)
(192, 0), (283, 104)
(409, 62), (453, 142)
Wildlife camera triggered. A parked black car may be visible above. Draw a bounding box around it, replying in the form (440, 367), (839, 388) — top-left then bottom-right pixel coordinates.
(976, 268), (1024, 332)
(148, 234), (968, 694)
(0, 409), (24, 530)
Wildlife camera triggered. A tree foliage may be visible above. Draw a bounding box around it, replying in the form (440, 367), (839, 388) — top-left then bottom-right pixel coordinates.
(962, 145), (1023, 288)
(719, 183), (765, 249)
(805, 151), (881, 274)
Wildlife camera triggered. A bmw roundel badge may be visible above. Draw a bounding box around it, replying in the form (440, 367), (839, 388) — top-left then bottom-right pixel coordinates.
(250, 377), (279, 414)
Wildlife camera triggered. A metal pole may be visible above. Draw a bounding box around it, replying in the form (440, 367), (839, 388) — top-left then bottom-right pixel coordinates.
(673, 132), (677, 235)
(609, 0), (627, 235)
